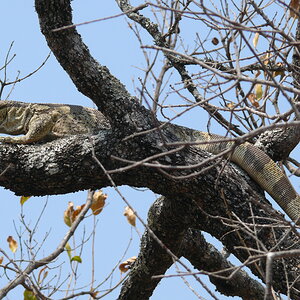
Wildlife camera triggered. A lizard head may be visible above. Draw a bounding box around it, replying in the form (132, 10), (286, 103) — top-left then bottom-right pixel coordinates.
(0, 101), (14, 108)
(50, 110), (61, 122)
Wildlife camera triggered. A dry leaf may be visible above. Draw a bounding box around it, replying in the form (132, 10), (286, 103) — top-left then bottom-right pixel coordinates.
(119, 256), (137, 273)
(20, 196), (31, 205)
(91, 190), (107, 215)
(211, 37), (219, 45)
(273, 62), (285, 77)
(0, 257), (3, 264)
(7, 236), (18, 253)
(253, 32), (259, 48)
(226, 102), (235, 109)
(290, 0), (300, 18)
(63, 202), (85, 226)
(255, 84), (263, 100)
(123, 206), (136, 227)
(91, 291), (99, 298)
(247, 93), (259, 108)
(72, 204), (85, 221)
(38, 266), (48, 284)
(261, 53), (270, 65)
(64, 202), (74, 227)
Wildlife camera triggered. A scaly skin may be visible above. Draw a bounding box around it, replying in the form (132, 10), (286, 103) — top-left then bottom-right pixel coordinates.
(0, 101), (110, 143)
(192, 131), (300, 224)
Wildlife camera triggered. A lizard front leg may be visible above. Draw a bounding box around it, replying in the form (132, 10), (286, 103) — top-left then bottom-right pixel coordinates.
(0, 113), (58, 144)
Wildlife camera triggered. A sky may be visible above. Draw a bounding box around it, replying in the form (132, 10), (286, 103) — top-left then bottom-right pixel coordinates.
(1, 1), (222, 299)
(0, 1), (296, 300)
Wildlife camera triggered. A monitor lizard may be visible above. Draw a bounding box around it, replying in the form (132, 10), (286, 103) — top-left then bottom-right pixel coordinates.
(0, 100), (299, 223)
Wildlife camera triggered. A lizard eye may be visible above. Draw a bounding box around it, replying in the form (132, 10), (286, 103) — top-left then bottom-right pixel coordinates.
(51, 111), (61, 120)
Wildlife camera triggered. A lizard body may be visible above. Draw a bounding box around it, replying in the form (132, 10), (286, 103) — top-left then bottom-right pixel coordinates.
(0, 100), (299, 223)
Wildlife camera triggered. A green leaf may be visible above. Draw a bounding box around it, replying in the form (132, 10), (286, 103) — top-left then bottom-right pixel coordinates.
(23, 290), (37, 300)
(65, 242), (72, 261)
(255, 84), (263, 100)
(71, 256), (82, 263)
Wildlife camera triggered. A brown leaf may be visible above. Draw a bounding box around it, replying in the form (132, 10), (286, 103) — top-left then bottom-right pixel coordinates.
(38, 266), (49, 284)
(123, 206), (136, 227)
(63, 202), (85, 226)
(226, 102), (235, 109)
(261, 53), (270, 65)
(273, 62), (285, 77)
(119, 256), (137, 273)
(211, 37), (219, 45)
(7, 236), (18, 253)
(91, 291), (99, 298)
(72, 204), (85, 221)
(0, 257), (3, 264)
(290, 0), (300, 18)
(91, 190), (107, 215)
(248, 93), (259, 108)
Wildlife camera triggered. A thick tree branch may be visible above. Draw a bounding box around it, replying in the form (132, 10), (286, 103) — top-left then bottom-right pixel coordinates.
(34, 0), (154, 136)
(119, 193), (300, 299)
(182, 229), (266, 300)
(254, 126), (300, 161)
(1, 115), (300, 297)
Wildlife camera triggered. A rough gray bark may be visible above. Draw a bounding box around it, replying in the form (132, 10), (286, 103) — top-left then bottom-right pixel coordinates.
(0, 0), (299, 299)
(255, 126), (300, 161)
(181, 228), (266, 300)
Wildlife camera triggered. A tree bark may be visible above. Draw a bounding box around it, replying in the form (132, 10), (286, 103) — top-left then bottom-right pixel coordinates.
(0, 0), (298, 298)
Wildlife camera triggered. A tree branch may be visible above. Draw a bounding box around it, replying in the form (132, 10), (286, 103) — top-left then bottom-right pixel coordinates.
(0, 190), (93, 298)
(34, 0), (154, 135)
(182, 229), (265, 300)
